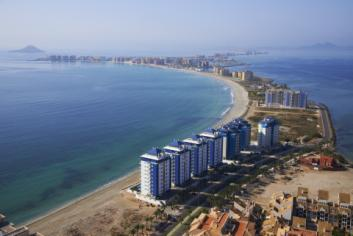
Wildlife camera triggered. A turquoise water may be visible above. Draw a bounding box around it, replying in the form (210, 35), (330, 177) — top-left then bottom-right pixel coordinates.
(0, 58), (231, 223)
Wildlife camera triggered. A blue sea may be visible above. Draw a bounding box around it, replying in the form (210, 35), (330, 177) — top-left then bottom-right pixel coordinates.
(1, 49), (353, 224)
(0, 54), (231, 223)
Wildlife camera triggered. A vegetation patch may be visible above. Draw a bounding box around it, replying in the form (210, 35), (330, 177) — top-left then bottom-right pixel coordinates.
(248, 107), (321, 142)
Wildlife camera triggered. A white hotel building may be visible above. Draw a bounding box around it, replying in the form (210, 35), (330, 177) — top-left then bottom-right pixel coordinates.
(140, 148), (171, 198)
(164, 141), (191, 187)
(181, 136), (208, 176)
(257, 117), (280, 148)
(198, 129), (223, 168)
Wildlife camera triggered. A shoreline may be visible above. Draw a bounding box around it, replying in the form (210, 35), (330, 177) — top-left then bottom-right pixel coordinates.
(26, 168), (139, 225)
(27, 65), (250, 234)
(143, 64), (250, 127)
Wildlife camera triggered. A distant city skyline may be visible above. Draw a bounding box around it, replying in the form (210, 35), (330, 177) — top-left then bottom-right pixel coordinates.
(1, 0), (353, 54)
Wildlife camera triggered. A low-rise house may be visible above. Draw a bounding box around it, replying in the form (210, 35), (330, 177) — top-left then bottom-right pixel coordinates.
(286, 228), (317, 236)
(261, 192), (294, 236)
(232, 198), (255, 219)
(299, 155), (337, 170)
(269, 192), (294, 225)
(188, 208), (255, 236)
(292, 216), (307, 230)
(317, 221), (333, 236)
(293, 188), (353, 234)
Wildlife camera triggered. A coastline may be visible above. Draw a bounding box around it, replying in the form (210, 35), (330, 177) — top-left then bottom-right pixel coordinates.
(26, 169), (140, 225)
(27, 66), (250, 234)
(143, 64), (250, 127)
(195, 71), (249, 127)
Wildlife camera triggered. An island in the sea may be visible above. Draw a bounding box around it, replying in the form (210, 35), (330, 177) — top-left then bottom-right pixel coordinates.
(9, 45), (45, 53)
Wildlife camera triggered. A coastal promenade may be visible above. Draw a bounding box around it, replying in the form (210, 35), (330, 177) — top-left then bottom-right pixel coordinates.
(27, 68), (250, 235)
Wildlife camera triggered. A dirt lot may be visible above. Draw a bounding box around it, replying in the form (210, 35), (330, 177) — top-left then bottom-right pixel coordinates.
(245, 105), (321, 142)
(248, 166), (353, 208)
(29, 171), (156, 236)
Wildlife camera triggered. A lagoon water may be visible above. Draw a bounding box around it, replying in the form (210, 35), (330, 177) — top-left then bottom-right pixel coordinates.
(234, 50), (353, 162)
(0, 57), (230, 223)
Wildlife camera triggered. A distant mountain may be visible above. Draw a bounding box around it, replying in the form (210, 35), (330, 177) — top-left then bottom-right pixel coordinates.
(9, 45), (45, 53)
(300, 42), (339, 50)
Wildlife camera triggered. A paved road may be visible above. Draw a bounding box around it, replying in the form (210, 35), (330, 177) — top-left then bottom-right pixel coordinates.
(166, 151), (289, 236)
(318, 103), (333, 142)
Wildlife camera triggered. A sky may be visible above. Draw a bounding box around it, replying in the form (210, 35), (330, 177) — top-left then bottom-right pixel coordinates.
(1, 0), (353, 54)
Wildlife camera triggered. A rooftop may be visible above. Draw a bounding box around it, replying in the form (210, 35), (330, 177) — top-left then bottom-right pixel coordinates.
(182, 137), (202, 145)
(188, 208), (238, 236)
(292, 216), (306, 230)
(164, 140), (184, 153)
(338, 192), (351, 204)
(297, 187), (309, 198)
(199, 128), (221, 139)
(141, 148), (168, 161)
(287, 229), (317, 236)
(318, 190), (329, 201)
(317, 221), (333, 236)
(259, 116), (279, 127)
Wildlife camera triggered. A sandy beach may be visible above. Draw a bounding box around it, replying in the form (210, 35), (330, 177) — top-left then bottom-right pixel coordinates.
(28, 170), (143, 235)
(144, 65), (250, 127)
(27, 68), (249, 235)
(190, 71), (249, 128)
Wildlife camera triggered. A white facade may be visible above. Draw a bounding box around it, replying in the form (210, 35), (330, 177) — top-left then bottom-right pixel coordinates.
(178, 150), (191, 185)
(257, 124), (272, 147)
(199, 130), (223, 167)
(214, 136), (223, 164)
(199, 141), (209, 172)
(182, 137), (208, 176)
(157, 159), (171, 195)
(164, 144), (191, 186)
(257, 118), (280, 148)
(222, 136), (228, 160)
(141, 160), (152, 196)
(265, 89), (307, 109)
(140, 150), (171, 198)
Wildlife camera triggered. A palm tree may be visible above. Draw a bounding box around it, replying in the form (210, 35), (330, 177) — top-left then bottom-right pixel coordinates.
(153, 209), (161, 220)
(134, 224), (141, 235)
(144, 216), (149, 231)
(147, 216), (153, 230)
(129, 227), (136, 236)
(140, 224), (145, 235)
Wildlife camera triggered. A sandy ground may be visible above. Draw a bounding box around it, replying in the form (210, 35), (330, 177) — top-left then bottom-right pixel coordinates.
(27, 69), (249, 235)
(250, 167), (353, 208)
(28, 170), (157, 235)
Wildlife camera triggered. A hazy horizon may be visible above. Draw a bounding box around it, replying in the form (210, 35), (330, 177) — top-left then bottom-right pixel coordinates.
(1, 0), (353, 54)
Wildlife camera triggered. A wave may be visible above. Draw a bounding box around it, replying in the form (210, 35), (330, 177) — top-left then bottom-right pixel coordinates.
(230, 91), (234, 104)
(221, 107), (231, 117)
